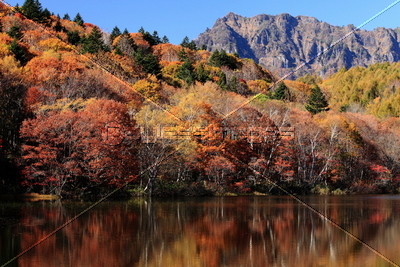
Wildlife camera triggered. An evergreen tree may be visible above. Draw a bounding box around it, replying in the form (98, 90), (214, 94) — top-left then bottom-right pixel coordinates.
(138, 27), (159, 46)
(271, 82), (291, 101)
(180, 36), (190, 47)
(81, 27), (106, 54)
(9, 39), (27, 65)
(138, 27), (145, 35)
(134, 48), (161, 75)
(305, 85), (329, 114)
(53, 20), (65, 32)
(177, 49), (189, 61)
(152, 31), (161, 45)
(67, 30), (81, 45)
(180, 36), (197, 50)
(110, 26), (121, 43)
(114, 46), (123, 56)
(73, 13), (84, 26)
(21, 0), (47, 22)
(209, 49), (237, 69)
(177, 59), (195, 86)
(63, 13), (70, 20)
(162, 35), (169, 44)
(7, 25), (22, 40)
(195, 63), (210, 84)
(123, 28), (130, 35)
(217, 71), (227, 90)
(228, 75), (238, 92)
(187, 40), (197, 51)
(41, 8), (51, 22)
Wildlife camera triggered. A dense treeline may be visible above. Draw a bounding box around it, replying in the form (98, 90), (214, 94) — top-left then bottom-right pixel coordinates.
(0, 0), (399, 198)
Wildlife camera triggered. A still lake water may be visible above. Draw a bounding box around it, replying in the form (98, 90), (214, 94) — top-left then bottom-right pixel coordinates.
(1, 195), (400, 267)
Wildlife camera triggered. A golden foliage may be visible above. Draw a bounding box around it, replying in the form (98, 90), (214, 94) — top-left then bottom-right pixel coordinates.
(247, 79), (270, 94)
(38, 97), (95, 113)
(38, 38), (73, 52)
(132, 75), (162, 101)
(322, 62), (400, 116)
(0, 55), (23, 76)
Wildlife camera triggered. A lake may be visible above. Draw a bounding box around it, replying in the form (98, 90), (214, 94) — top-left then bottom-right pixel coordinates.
(1, 195), (400, 267)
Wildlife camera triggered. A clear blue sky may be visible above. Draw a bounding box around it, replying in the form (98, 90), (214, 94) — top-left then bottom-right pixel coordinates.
(6, 0), (400, 44)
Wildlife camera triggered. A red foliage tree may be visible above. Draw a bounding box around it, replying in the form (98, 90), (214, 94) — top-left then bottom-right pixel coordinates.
(20, 99), (139, 197)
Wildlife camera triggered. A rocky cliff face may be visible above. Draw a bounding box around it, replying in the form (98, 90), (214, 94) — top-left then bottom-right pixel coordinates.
(195, 12), (400, 78)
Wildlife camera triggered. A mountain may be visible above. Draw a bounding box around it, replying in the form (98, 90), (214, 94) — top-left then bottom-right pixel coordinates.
(195, 12), (400, 78)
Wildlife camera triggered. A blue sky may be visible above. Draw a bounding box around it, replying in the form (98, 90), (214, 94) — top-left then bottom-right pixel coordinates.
(6, 0), (400, 44)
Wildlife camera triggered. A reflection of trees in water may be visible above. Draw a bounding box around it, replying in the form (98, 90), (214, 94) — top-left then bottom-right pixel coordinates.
(3, 197), (400, 267)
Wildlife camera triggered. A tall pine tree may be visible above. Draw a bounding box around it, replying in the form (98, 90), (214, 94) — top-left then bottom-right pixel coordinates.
(73, 13), (84, 26)
(20, 0), (49, 23)
(81, 27), (106, 54)
(134, 48), (161, 75)
(177, 59), (195, 86)
(305, 85), (329, 114)
(271, 82), (291, 101)
(110, 26), (121, 43)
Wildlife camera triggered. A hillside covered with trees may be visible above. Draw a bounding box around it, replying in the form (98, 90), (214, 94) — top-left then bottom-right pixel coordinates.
(1, 0), (400, 198)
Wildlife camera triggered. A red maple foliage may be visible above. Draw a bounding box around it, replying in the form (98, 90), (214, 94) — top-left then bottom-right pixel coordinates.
(20, 99), (139, 196)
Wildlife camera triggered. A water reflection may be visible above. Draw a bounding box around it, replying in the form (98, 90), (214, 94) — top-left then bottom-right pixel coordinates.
(1, 196), (400, 267)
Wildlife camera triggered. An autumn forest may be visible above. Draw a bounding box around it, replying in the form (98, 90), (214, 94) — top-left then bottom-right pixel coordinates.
(1, 0), (400, 198)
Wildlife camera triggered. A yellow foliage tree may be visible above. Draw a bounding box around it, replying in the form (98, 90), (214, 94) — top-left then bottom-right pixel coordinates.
(38, 38), (73, 52)
(132, 75), (162, 102)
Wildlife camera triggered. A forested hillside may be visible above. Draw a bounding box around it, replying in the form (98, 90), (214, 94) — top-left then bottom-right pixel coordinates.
(0, 1), (400, 198)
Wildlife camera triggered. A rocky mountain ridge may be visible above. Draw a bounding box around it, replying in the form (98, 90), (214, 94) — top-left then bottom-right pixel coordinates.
(195, 12), (400, 78)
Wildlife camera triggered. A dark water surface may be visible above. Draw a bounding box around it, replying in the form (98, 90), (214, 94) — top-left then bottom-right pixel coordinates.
(1, 195), (400, 267)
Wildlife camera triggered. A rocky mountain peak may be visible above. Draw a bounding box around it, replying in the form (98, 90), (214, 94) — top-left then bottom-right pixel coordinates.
(195, 13), (400, 79)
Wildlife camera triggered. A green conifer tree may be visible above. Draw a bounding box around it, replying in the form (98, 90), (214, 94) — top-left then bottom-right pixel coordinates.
(177, 59), (195, 86)
(177, 49), (189, 61)
(21, 0), (44, 22)
(81, 26), (106, 54)
(187, 41), (197, 51)
(134, 48), (161, 75)
(272, 82), (291, 101)
(305, 85), (329, 114)
(9, 39), (27, 65)
(180, 36), (197, 50)
(228, 75), (238, 92)
(41, 8), (51, 22)
(152, 31), (161, 45)
(180, 36), (190, 47)
(209, 49), (236, 69)
(7, 25), (22, 40)
(138, 27), (159, 46)
(73, 13), (84, 26)
(67, 30), (81, 45)
(162, 35), (169, 44)
(53, 20), (65, 32)
(217, 71), (227, 90)
(195, 63), (210, 84)
(110, 26), (121, 43)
